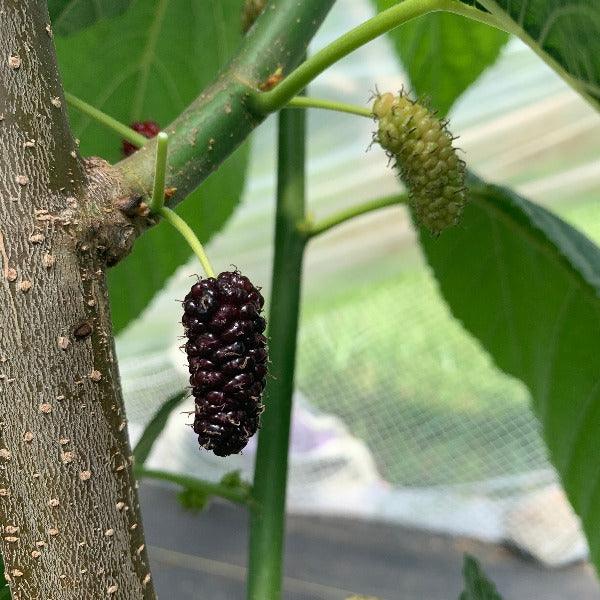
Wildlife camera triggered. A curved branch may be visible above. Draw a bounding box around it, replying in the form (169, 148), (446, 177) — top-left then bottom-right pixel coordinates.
(250, 0), (504, 114)
(115, 0), (336, 214)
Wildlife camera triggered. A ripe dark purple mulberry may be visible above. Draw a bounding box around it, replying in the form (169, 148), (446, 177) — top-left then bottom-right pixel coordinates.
(122, 120), (160, 157)
(183, 271), (267, 456)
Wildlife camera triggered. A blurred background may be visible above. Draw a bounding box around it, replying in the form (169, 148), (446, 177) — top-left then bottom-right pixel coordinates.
(112, 0), (600, 597)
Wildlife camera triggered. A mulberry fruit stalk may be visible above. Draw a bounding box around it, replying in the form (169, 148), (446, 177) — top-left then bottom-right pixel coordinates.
(373, 92), (467, 235)
(122, 120), (160, 157)
(182, 271), (268, 457)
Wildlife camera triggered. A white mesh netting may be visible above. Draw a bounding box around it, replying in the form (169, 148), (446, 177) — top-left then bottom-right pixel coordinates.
(118, 0), (600, 568)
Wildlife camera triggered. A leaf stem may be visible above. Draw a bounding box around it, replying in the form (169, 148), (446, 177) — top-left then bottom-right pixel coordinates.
(150, 132), (169, 214)
(247, 108), (307, 600)
(158, 206), (216, 278)
(133, 391), (187, 466)
(301, 193), (409, 239)
(250, 0), (505, 115)
(64, 91), (148, 147)
(287, 96), (373, 118)
(135, 467), (251, 506)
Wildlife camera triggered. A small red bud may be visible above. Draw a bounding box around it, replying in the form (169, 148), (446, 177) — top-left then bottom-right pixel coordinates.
(122, 120), (160, 157)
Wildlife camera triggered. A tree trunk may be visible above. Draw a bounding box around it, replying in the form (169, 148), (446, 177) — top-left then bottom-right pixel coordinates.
(0, 2), (155, 597)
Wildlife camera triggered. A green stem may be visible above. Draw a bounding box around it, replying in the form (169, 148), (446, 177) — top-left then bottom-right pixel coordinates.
(64, 91), (148, 147)
(158, 206), (216, 278)
(247, 108), (307, 600)
(135, 468), (251, 506)
(251, 0), (505, 114)
(287, 96), (372, 118)
(301, 193), (409, 239)
(150, 132), (169, 214)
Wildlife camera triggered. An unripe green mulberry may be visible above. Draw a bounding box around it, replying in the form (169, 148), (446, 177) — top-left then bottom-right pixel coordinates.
(373, 92), (466, 235)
